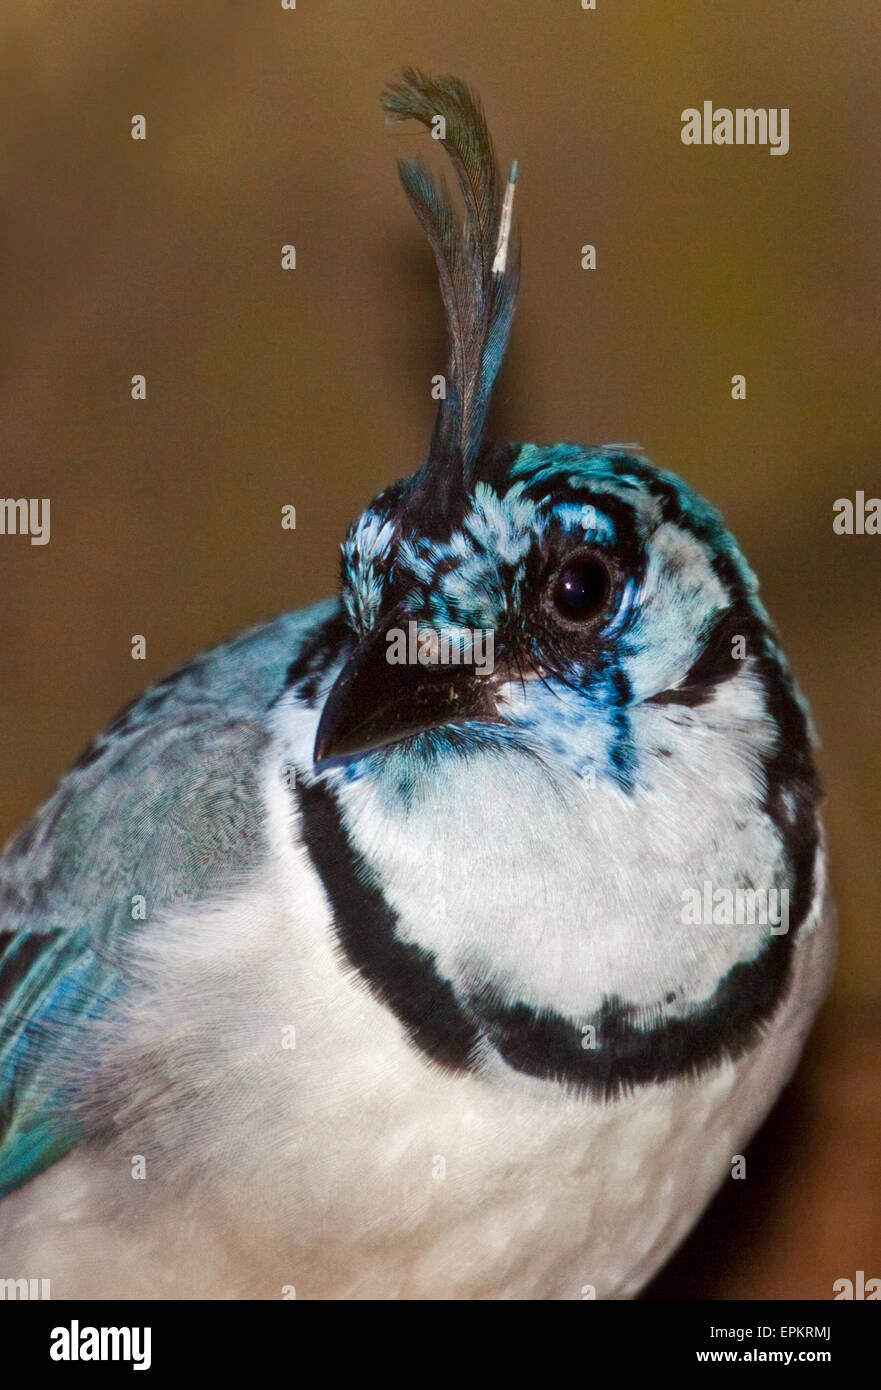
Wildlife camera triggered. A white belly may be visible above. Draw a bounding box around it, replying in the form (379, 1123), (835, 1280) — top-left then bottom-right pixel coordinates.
(0, 865), (833, 1300)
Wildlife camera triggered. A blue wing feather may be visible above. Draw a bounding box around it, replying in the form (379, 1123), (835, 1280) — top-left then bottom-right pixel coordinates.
(0, 601), (338, 1196)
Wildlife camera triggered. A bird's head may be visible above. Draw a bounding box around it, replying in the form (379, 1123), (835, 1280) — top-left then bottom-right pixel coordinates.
(312, 68), (806, 806)
(318, 440), (781, 793)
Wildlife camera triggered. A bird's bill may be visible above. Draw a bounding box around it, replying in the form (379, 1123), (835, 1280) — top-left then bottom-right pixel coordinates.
(313, 617), (501, 763)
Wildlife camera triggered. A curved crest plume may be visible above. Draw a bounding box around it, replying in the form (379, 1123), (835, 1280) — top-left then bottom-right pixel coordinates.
(382, 67), (520, 529)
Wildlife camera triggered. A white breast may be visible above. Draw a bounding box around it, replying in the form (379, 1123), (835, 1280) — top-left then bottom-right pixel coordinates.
(0, 761), (835, 1299)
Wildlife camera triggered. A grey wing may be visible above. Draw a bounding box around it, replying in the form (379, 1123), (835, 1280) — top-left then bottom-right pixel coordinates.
(0, 600), (340, 1194)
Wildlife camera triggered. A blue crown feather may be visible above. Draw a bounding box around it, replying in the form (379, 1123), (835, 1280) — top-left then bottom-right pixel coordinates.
(382, 69), (520, 530)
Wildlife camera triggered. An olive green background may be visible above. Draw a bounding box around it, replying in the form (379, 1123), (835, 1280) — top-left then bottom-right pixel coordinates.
(1, 1), (878, 1298)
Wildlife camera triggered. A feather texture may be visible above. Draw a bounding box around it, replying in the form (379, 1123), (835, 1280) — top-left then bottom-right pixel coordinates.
(382, 68), (520, 525)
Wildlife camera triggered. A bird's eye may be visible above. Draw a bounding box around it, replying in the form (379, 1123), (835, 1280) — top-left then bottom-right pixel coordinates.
(550, 552), (612, 623)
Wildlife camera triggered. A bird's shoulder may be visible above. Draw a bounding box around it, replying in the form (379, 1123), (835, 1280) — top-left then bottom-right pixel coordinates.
(1, 599), (340, 931)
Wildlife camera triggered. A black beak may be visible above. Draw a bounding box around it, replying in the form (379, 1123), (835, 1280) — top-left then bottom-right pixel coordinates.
(313, 614), (501, 764)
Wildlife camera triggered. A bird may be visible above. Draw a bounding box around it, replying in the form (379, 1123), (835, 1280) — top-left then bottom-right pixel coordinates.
(0, 68), (834, 1300)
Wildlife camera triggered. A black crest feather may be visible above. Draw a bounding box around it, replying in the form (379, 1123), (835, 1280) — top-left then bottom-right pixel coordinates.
(382, 68), (520, 529)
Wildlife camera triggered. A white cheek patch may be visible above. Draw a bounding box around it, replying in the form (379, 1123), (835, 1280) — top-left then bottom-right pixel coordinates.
(624, 523), (730, 703)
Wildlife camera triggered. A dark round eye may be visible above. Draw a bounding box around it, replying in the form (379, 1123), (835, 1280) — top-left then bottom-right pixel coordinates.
(551, 553), (612, 622)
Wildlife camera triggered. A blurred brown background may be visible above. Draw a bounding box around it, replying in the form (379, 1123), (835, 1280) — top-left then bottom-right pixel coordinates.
(0, 1), (878, 1297)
